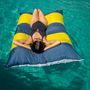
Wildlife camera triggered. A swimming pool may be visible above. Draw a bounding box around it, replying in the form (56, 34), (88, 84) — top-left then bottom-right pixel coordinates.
(0, 0), (90, 90)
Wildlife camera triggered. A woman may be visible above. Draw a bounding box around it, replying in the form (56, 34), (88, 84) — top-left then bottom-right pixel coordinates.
(13, 9), (61, 53)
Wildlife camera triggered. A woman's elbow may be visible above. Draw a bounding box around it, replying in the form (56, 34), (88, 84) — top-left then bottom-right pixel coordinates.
(13, 40), (17, 44)
(13, 40), (22, 44)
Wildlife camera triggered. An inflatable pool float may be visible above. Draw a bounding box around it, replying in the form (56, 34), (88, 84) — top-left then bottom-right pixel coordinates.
(6, 10), (83, 67)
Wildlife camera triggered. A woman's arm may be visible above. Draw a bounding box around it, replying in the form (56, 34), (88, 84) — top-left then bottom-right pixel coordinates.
(13, 40), (31, 50)
(44, 40), (61, 51)
(24, 36), (32, 44)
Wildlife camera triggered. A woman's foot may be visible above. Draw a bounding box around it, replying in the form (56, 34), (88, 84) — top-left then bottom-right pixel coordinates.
(30, 9), (39, 27)
(38, 9), (48, 26)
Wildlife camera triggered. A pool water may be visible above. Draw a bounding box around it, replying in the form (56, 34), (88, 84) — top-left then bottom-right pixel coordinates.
(0, 0), (90, 90)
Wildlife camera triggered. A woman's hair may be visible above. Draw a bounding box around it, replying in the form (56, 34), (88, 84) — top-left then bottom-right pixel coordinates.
(30, 41), (46, 53)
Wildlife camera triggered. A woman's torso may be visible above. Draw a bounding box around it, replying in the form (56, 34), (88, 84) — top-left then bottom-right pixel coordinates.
(31, 21), (47, 38)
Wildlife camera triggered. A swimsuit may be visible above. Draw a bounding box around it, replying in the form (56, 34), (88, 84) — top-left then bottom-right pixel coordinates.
(31, 21), (47, 37)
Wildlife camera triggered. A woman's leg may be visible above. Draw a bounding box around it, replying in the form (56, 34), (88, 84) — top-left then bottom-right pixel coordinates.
(38, 9), (48, 26)
(30, 9), (39, 27)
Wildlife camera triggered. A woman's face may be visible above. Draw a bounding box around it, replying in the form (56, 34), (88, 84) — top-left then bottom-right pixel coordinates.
(32, 31), (42, 42)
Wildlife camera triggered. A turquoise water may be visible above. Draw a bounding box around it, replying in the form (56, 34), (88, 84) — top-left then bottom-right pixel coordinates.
(0, 0), (90, 90)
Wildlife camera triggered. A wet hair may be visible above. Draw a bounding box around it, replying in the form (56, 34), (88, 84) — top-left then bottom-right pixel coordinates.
(30, 41), (46, 53)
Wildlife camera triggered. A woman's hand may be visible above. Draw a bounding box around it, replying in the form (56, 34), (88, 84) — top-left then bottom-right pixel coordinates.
(44, 40), (61, 51)
(23, 44), (31, 50)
